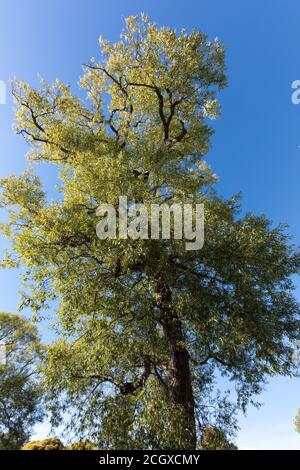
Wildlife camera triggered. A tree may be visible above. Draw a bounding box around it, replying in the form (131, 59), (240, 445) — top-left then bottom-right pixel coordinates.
(199, 426), (237, 450)
(22, 438), (64, 450)
(0, 15), (300, 449)
(0, 312), (44, 449)
(65, 440), (99, 450)
(295, 409), (300, 434)
(22, 438), (98, 450)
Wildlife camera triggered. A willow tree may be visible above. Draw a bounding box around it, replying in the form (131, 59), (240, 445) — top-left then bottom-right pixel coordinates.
(1, 15), (300, 449)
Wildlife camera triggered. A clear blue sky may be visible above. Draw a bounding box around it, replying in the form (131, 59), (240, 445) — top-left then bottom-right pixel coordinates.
(1, 0), (300, 449)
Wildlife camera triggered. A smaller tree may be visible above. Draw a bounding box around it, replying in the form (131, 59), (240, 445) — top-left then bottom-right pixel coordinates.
(295, 409), (300, 434)
(0, 312), (44, 449)
(65, 440), (99, 450)
(22, 438), (99, 450)
(22, 438), (64, 450)
(199, 427), (237, 450)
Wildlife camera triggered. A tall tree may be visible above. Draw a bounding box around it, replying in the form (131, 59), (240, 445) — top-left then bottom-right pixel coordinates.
(0, 313), (44, 449)
(1, 15), (300, 449)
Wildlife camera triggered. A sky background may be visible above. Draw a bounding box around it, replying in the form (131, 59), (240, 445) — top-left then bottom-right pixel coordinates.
(0, 0), (300, 449)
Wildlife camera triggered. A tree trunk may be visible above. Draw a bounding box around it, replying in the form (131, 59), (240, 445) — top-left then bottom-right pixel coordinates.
(157, 280), (196, 449)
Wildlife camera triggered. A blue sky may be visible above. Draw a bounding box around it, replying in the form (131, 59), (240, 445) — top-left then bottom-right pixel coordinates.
(0, 0), (300, 449)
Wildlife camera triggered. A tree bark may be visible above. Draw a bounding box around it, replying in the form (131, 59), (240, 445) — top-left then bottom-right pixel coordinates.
(157, 280), (196, 449)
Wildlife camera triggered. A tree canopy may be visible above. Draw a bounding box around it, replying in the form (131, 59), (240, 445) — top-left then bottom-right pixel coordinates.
(1, 15), (300, 449)
(22, 437), (64, 450)
(21, 437), (98, 450)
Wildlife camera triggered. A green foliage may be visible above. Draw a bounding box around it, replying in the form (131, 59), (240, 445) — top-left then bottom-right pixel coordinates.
(0, 15), (300, 449)
(22, 438), (64, 450)
(199, 426), (237, 450)
(0, 313), (44, 449)
(22, 438), (98, 450)
(65, 440), (99, 450)
(295, 409), (300, 434)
